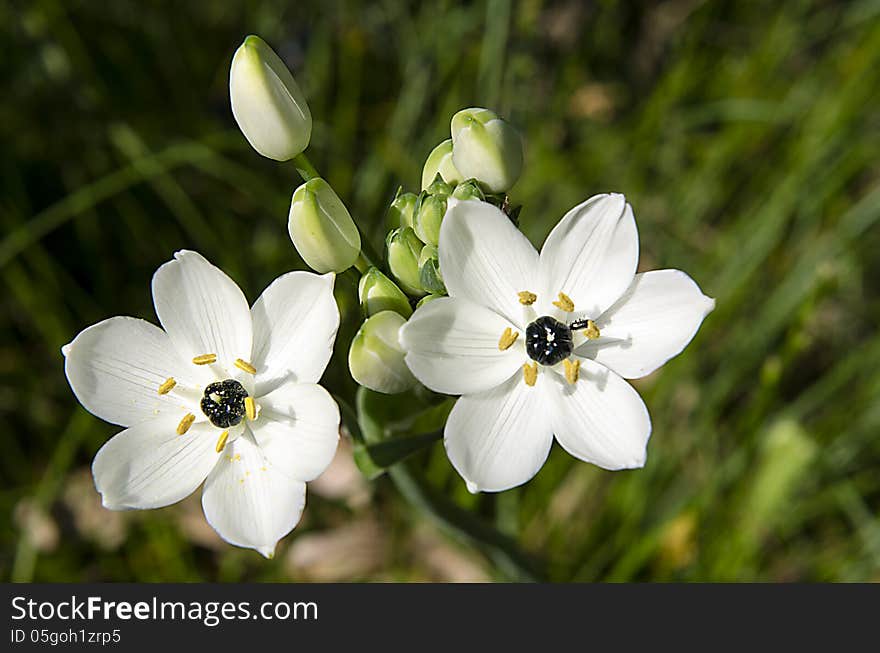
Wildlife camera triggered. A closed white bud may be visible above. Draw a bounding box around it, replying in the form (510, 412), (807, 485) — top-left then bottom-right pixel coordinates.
(450, 107), (523, 193)
(358, 267), (412, 318)
(348, 311), (416, 394)
(288, 178), (361, 273)
(230, 35), (312, 161)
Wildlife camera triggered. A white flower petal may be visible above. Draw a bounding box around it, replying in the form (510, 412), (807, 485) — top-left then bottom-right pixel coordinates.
(63, 316), (198, 427)
(400, 296), (526, 396)
(537, 194), (638, 318)
(444, 372), (553, 492)
(92, 416), (219, 510)
(576, 270), (715, 378)
(152, 250), (253, 370)
(202, 434), (306, 557)
(439, 199), (539, 327)
(250, 382), (340, 482)
(250, 271), (338, 395)
(550, 360), (651, 470)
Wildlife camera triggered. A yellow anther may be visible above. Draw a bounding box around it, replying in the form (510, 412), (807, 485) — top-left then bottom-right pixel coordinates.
(518, 291), (537, 305)
(176, 413), (195, 435)
(192, 353), (217, 365)
(234, 358), (257, 375)
(583, 319), (600, 340)
(552, 292), (575, 312)
(157, 377), (176, 395)
(245, 396), (257, 421)
(215, 430), (230, 453)
(563, 358), (580, 385)
(498, 327), (519, 351)
(522, 362), (538, 387)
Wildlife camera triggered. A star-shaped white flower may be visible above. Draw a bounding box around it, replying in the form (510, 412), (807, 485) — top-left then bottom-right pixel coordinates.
(62, 250), (341, 557)
(399, 195), (715, 493)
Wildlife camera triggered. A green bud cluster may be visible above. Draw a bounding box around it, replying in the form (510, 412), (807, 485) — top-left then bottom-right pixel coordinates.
(347, 106), (525, 393)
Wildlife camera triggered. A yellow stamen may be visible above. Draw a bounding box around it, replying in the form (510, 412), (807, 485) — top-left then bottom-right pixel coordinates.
(157, 377), (176, 395)
(215, 430), (230, 453)
(563, 358), (580, 385)
(498, 327), (519, 351)
(522, 362), (538, 387)
(552, 292), (575, 312)
(518, 291), (537, 305)
(176, 413), (195, 435)
(192, 353), (217, 365)
(245, 396), (257, 421)
(234, 358), (257, 375)
(583, 319), (600, 340)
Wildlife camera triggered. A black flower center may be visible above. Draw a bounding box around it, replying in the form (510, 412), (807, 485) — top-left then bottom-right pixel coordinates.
(201, 379), (248, 428)
(525, 316), (573, 366)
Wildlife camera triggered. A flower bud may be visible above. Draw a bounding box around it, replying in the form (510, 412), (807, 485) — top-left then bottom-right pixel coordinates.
(386, 227), (425, 296)
(288, 178), (361, 273)
(450, 107), (523, 193)
(413, 192), (447, 247)
(230, 35), (312, 161)
(385, 189), (418, 231)
(425, 176), (453, 197)
(358, 267), (412, 318)
(348, 311), (416, 394)
(418, 245), (446, 295)
(452, 179), (486, 202)
(421, 139), (463, 190)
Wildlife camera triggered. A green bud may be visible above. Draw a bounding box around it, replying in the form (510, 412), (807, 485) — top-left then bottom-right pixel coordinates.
(450, 107), (523, 193)
(386, 227), (425, 296)
(425, 175), (453, 197)
(358, 267), (412, 318)
(288, 177), (361, 273)
(348, 311), (416, 394)
(230, 35), (312, 161)
(416, 294), (443, 309)
(452, 179), (486, 202)
(421, 139), (463, 190)
(413, 192), (447, 247)
(418, 245), (446, 295)
(385, 189), (418, 231)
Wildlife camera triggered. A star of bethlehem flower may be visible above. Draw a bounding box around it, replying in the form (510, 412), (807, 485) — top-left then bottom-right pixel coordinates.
(399, 195), (715, 493)
(62, 250), (341, 557)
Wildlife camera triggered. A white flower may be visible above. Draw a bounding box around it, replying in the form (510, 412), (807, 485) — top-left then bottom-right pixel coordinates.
(62, 250), (341, 557)
(399, 195), (715, 493)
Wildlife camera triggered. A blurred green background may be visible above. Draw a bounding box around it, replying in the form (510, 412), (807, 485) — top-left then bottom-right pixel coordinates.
(3, 0), (879, 582)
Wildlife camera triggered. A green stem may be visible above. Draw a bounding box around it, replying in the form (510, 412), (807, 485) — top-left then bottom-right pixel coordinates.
(355, 232), (380, 270)
(292, 152), (320, 182)
(354, 252), (370, 274)
(336, 392), (545, 582)
(387, 463), (545, 582)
